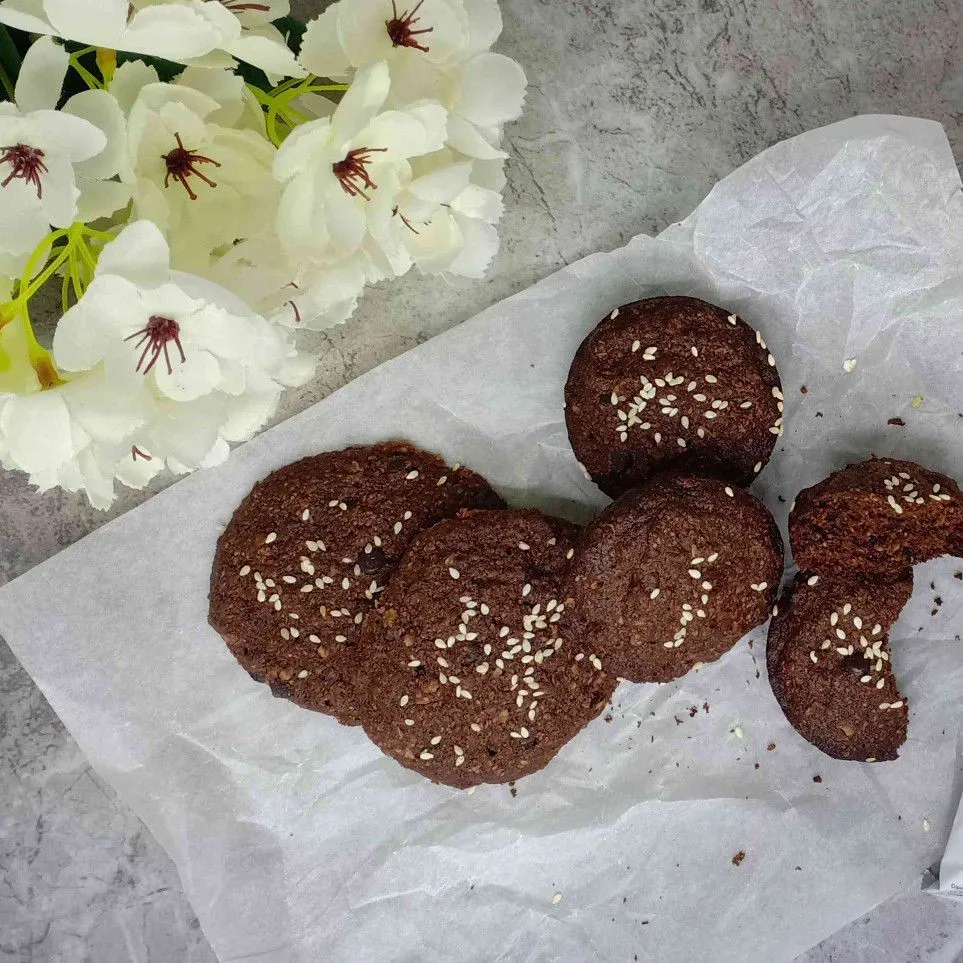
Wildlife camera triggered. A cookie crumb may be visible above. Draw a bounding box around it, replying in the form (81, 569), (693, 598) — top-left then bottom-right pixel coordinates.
(732, 851), (746, 866)
(887, 417), (905, 427)
(923, 819), (931, 832)
(800, 385), (808, 394)
(842, 358), (857, 373)
(912, 394), (923, 408)
(552, 893), (563, 905)
(767, 742), (776, 751)
(813, 775), (822, 783)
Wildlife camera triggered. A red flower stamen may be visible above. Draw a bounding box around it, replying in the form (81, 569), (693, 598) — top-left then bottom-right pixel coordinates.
(332, 147), (387, 200)
(386, 0), (433, 51)
(131, 445), (153, 462)
(219, 0), (270, 10)
(162, 132), (221, 201)
(0, 144), (47, 198)
(125, 316), (187, 376)
(392, 206), (420, 234)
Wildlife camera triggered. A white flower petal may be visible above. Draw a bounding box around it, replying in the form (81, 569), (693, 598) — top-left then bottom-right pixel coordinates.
(0, 181), (49, 259)
(96, 221), (171, 287)
(362, 104), (446, 160)
(332, 60), (390, 145)
(451, 181), (502, 222)
(337, 0), (395, 67)
(37, 153), (79, 227)
(445, 112), (507, 159)
(30, 109), (106, 163)
(455, 52), (526, 126)
(0, 1), (56, 36)
(115, 445), (163, 489)
(15, 36), (67, 114)
(176, 66), (247, 128)
(321, 179), (367, 253)
(220, 389), (279, 442)
(200, 436), (230, 468)
(61, 375), (148, 443)
(42, 0), (127, 46)
(227, 23), (306, 78)
(403, 0), (468, 65)
(0, 391), (74, 473)
(109, 60), (160, 115)
(75, 177), (132, 222)
(62, 90), (126, 180)
(464, 0), (502, 54)
(122, 4), (229, 61)
(405, 208), (461, 273)
(447, 211), (497, 277)
(408, 160), (471, 203)
(154, 346), (221, 401)
(56, 274), (148, 372)
(273, 118), (333, 181)
(299, 6), (352, 80)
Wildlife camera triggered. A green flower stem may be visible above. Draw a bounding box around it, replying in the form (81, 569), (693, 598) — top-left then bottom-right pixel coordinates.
(248, 78), (351, 146)
(69, 53), (104, 90)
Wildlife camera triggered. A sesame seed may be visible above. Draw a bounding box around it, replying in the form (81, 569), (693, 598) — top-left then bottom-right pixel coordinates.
(430, 735), (442, 746)
(301, 509), (310, 521)
(879, 703), (890, 710)
(876, 678), (885, 689)
(860, 675), (871, 683)
(842, 603), (852, 615)
(239, 565), (251, 577)
(725, 487), (734, 497)
(264, 532), (277, 544)
(887, 495), (903, 514)
(449, 567), (460, 579)
(522, 583), (532, 597)
(842, 358), (856, 373)
(830, 612), (839, 626)
(297, 669), (309, 679)
(419, 751), (434, 760)
(704, 374), (718, 384)
(394, 522), (403, 534)
(728, 314), (737, 325)
(280, 628), (290, 640)
(677, 437), (687, 448)
(810, 651), (818, 663)
(611, 308), (620, 319)
(408, 660), (421, 668)
(631, 340), (641, 353)
(405, 470), (419, 480)
(436, 475), (448, 487)
(768, 354), (776, 367)
(688, 568), (701, 579)
(518, 542), (530, 551)
(807, 575), (819, 586)
(691, 346), (699, 357)
(290, 628), (300, 638)
(772, 605), (779, 617)
(552, 893), (563, 906)
(707, 553), (718, 562)
(754, 462), (763, 474)
(650, 588), (661, 599)
(890, 700), (904, 709)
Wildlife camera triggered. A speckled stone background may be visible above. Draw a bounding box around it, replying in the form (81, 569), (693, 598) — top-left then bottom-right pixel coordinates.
(2, 1), (963, 960)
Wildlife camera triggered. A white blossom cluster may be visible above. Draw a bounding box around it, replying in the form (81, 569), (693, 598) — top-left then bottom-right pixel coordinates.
(0, 0), (525, 506)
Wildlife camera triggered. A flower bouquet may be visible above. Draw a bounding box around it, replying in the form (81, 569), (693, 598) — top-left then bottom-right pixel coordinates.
(0, 0), (525, 507)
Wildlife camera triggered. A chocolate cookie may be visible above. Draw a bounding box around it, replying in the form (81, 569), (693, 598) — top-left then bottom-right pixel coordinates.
(767, 572), (914, 762)
(570, 475), (783, 683)
(790, 457), (963, 578)
(209, 444), (503, 726)
(355, 509), (616, 788)
(564, 296), (783, 496)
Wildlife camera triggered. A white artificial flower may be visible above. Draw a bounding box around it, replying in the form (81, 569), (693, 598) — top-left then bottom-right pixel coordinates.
(0, 0), (305, 77)
(366, 148), (501, 278)
(4, 219), (317, 507)
(298, 0), (524, 157)
(273, 61), (447, 264)
(0, 37), (120, 276)
(116, 68), (279, 277)
(210, 231), (368, 331)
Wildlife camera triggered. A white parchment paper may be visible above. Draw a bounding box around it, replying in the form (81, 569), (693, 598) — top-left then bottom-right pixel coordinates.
(2, 116), (963, 963)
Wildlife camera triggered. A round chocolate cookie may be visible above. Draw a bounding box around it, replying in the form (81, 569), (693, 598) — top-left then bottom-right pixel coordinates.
(767, 571), (914, 762)
(209, 444), (504, 726)
(355, 509), (616, 788)
(570, 475), (783, 683)
(564, 296), (783, 496)
(790, 457), (963, 579)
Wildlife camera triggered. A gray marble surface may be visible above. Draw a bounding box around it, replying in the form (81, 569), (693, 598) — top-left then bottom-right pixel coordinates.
(2, 0), (963, 959)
